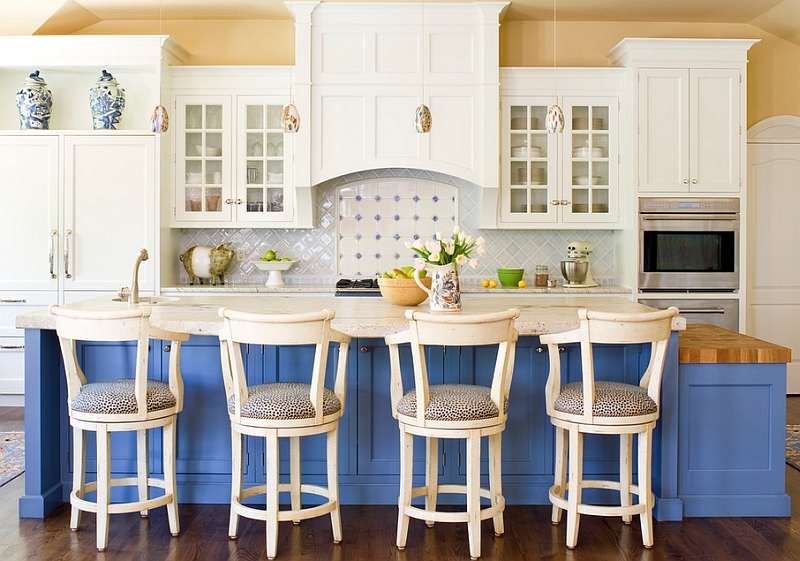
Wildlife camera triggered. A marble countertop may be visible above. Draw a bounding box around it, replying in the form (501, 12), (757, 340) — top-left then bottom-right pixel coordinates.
(163, 283), (632, 295)
(17, 294), (683, 338)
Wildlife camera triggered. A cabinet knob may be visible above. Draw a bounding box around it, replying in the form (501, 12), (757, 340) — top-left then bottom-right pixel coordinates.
(537, 346), (565, 353)
(692, 179), (698, 184)
(683, 179), (689, 184)
(163, 345), (172, 352)
(360, 346), (369, 354)
(550, 200), (561, 206)
(560, 200), (570, 206)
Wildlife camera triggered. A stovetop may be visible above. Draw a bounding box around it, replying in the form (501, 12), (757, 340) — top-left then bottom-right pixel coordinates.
(335, 278), (382, 296)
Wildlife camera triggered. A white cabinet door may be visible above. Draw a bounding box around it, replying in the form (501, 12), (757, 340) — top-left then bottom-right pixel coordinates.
(0, 135), (59, 291)
(63, 135), (156, 294)
(638, 68), (740, 193)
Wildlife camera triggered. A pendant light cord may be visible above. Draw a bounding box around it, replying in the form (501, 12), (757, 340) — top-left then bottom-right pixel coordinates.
(552, 0), (557, 99)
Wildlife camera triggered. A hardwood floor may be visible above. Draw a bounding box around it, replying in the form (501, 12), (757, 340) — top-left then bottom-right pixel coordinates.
(3, 403), (800, 560)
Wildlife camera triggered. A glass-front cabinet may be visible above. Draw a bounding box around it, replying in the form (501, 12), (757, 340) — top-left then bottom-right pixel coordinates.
(173, 95), (292, 226)
(501, 96), (619, 227)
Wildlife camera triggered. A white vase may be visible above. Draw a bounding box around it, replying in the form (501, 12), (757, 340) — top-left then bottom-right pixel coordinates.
(16, 70), (53, 130)
(414, 262), (461, 312)
(89, 69), (126, 130)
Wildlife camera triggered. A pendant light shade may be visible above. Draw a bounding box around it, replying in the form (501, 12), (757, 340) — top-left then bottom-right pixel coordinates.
(546, 104), (564, 133)
(282, 103), (300, 133)
(414, 103), (432, 133)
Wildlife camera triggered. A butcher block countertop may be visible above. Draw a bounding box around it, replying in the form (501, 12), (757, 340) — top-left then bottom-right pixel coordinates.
(678, 324), (791, 364)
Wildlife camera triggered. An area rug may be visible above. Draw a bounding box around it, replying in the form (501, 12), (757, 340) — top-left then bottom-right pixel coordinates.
(0, 431), (24, 487)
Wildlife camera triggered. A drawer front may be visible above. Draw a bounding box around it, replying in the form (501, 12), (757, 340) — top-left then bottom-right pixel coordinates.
(0, 336), (24, 395)
(0, 291), (56, 336)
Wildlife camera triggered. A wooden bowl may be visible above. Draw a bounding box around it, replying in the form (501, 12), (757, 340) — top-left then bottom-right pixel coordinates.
(378, 276), (432, 306)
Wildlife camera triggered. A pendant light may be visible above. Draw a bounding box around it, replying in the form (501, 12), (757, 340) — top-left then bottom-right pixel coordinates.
(150, 0), (169, 133)
(545, 0), (564, 134)
(414, 1), (431, 133)
(283, 3), (300, 133)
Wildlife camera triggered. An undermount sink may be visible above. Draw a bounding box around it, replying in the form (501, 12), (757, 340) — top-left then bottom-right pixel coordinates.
(111, 296), (180, 304)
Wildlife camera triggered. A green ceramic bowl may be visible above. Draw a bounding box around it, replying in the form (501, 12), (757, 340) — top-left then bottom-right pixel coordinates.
(496, 268), (524, 287)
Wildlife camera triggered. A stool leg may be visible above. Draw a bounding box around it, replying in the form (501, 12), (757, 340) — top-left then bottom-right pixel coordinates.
(488, 432), (504, 537)
(290, 436), (302, 524)
(96, 425), (111, 552)
(266, 431), (280, 560)
(70, 425), (85, 531)
(229, 430), (243, 539)
(551, 425), (567, 524)
(565, 428), (583, 550)
(137, 428), (150, 518)
(164, 419), (180, 536)
(620, 433), (633, 524)
(638, 427), (654, 548)
(466, 431), (481, 560)
(396, 425), (413, 550)
(327, 424), (342, 544)
(424, 436), (438, 527)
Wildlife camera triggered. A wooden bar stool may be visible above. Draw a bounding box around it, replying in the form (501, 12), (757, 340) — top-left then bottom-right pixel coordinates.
(384, 308), (519, 560)
(217, 307), (351, 560)
(540, 306), (679, 549)
(50, 305), (189, 552)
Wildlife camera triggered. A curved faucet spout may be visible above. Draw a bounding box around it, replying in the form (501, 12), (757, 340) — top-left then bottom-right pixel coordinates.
(131, 248), (149, 304)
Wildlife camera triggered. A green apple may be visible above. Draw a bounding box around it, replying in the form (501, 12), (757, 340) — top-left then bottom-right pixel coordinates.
(281, 257), (291, 261)
(381, 272), (392, 278)
(417, 269), (427, 278)
(263, 249), (276, 261)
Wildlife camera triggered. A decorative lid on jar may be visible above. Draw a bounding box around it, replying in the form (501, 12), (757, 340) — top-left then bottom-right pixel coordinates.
(89, 69), (126, 130)
(16, 70), (53, 130)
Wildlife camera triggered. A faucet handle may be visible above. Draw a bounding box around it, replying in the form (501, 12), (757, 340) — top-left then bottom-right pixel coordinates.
(118, 287), (131, 300)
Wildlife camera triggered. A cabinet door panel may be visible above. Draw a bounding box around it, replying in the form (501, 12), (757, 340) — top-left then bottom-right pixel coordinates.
(0, 136), (59, 291)
(638, 68), (689, 192)
(63, 135), (156, 292)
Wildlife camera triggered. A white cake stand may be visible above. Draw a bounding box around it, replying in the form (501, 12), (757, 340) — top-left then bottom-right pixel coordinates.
(251, 260), (295, 287)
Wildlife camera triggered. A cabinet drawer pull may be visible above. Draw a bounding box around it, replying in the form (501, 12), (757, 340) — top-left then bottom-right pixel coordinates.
(0, 299), (26, 304)
(64, 229), (72, 279)
(49, 229), (57, 279)
(0, 345), (24, 350)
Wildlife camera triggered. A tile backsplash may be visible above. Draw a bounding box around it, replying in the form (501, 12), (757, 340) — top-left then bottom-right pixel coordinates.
(179, 168), (616, 285)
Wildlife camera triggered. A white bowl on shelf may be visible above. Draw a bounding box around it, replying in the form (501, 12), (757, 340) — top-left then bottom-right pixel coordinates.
(573, 176), (602, 185)
(572, 146), (605, 158)
(251, 260), (295, 286)
(206, 146), (222, 157)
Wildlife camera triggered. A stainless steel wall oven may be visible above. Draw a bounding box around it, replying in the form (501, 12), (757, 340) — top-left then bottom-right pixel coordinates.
(639, 197), (739, 292)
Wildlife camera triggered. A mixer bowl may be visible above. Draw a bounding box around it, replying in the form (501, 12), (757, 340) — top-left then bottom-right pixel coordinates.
(560, 260), (588, 285)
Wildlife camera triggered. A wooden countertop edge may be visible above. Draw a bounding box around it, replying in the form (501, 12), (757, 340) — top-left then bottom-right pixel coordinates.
(678, 324), (791, 364)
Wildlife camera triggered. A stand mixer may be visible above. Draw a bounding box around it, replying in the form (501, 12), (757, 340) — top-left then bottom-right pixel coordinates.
(560, 241), (598, 288)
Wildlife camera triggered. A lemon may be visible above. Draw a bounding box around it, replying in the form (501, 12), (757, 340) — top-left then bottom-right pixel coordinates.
(481, 279), (490, 288)
(518, 280), (527, 288)
(489, 279), (498, 288)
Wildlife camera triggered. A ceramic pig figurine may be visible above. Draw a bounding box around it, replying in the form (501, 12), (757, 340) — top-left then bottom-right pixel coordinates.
(180, 242), (234, 285)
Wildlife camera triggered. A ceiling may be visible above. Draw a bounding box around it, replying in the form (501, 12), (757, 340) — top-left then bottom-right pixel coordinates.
(3, 0), (800, 45)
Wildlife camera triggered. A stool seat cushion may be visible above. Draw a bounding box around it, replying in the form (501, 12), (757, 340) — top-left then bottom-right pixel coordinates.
(229, 382), (341, 420)
(554, 381), (657, 418)
(397, 383), (507, 421)
(70, 379), (176, 415)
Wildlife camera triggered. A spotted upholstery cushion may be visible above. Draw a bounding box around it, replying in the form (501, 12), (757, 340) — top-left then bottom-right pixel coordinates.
(228, 382), (341, 420)
(70, 379), (176, 415)
(553, 381), (657, 418)
(397, 384), (507, 421)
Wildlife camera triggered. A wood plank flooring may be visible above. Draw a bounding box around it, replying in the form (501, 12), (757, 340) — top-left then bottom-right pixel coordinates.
(2, 402), (800, 560)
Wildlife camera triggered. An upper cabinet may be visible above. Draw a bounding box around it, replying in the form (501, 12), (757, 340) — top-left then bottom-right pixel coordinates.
(170, 68), (304, 228)
(498, 69), (624, 229)
(607, 38), (758, 196)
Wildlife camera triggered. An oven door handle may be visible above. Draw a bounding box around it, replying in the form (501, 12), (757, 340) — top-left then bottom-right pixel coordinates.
(641, 215), (738, 221)
(678, 307), (726, 314)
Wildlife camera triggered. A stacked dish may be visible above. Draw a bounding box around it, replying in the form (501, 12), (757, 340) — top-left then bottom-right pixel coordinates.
(572, 145), (605, 158)
(572, 176), (602, 185)
(530, 167), (546, 185)
(572, 117), (604, 130)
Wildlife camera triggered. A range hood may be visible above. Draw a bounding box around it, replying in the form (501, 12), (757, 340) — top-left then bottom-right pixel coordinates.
(289, 1), (508, 227)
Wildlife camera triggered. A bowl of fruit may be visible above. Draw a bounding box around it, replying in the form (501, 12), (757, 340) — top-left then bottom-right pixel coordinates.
(377, 267), (431, 306)
(251, 249), (294, 286)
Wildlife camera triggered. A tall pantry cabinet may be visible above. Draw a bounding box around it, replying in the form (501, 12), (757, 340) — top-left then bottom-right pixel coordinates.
(0, 36), (187, 404)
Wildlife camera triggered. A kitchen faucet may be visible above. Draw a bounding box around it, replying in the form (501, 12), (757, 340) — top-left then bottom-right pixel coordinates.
(118, 248), (149, 304)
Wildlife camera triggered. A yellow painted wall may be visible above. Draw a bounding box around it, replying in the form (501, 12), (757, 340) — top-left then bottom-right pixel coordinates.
(79, 18), (800, 127)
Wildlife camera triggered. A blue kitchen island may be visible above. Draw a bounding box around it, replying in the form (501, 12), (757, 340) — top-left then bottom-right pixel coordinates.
(15, 294), (789, 521)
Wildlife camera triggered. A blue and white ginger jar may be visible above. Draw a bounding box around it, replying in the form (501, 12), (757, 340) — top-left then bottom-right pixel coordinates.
(89, 69), (126, 130)
(16, 70), (53, 130)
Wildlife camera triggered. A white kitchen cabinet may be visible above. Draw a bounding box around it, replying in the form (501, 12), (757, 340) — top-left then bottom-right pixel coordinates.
(171, 91), (296, 227)
(0, 132), (157, 400)
(638, 68), (740, 193)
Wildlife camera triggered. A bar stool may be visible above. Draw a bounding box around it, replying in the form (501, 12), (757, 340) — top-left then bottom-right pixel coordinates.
(50, 305), (189, 552)
(539, 306), (679, 549)
(217, 308), (351, 560)
(384, 308), (519, 560)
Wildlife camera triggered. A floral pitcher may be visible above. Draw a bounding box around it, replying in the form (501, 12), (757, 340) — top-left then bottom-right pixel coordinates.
(414, 262), (462, 312)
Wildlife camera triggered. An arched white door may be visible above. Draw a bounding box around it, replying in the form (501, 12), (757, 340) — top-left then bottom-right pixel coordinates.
(748, 116), (800, 393)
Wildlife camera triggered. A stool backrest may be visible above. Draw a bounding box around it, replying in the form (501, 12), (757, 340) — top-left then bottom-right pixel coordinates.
(218, 308), (351, 425)
(386, 308), (520, 426)
(541, 307), (679, 424)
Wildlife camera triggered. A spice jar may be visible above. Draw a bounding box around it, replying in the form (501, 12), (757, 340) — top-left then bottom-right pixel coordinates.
(534, 265), (549, 287)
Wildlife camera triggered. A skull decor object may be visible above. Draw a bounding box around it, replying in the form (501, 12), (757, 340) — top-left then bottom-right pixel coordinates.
(180, 242), (235, 285)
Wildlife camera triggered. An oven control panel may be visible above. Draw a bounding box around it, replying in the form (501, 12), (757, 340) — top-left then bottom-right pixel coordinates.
(639, 197), (739, 213)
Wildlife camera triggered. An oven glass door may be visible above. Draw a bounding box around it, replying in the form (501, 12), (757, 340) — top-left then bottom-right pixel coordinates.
(639, 215), (739, 291)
